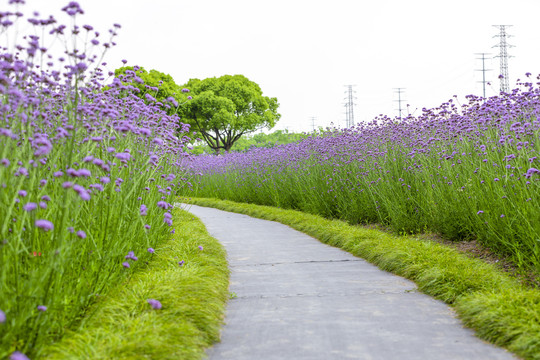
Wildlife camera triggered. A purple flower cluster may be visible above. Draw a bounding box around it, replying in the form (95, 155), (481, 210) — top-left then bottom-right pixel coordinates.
(0, 1), (190, 355)
(147, 298), (162, 310)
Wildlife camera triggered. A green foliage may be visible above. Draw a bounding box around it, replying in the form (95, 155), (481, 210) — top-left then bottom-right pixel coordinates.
(41, 209), (230, 360)
(114, 66), (182, 115)
(179, 75), (281, 153)
(190, 130), (309, 154)
(184, 197), (540, 360)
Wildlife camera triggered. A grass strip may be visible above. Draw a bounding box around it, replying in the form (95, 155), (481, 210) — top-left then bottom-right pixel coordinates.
(40, 208), (229, 360)
(186, 197), (540, 360)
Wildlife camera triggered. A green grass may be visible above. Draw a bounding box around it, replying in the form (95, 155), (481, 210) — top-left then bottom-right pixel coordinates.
(40, 208), (229, 360)
(185, 197), (540, 360)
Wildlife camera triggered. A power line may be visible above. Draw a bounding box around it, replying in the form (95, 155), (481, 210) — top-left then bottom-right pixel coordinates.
(393, 88), (406, 118)
(474, 53), (492, 99)
(492, 25), (513, 93)
(343, 85), (357, 128)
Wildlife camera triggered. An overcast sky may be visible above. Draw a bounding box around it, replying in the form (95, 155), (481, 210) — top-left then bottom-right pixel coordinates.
(20, 0), (540, 132)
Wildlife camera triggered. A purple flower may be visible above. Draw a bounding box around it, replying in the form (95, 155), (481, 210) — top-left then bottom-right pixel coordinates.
(89, 183), (104, 191)
(115, 152), (131, 162)
(78, 168), (91, 177)
(23, 202), (37, 212)
(37, 305), (47, 312)
(92, 158), (104, 166)
(144, 224), (151, 229)
(16, 167), (28, 177)
(198, 245), (203, 251)
(35, 219), (54, 231)
(144, 93), (157, 102)
(157, 201), (169, 209)
(181, 88), (190, 93)
(494, 178), (500, 182)
(100, 176), (110, 184)
(39, 201), (47, 209)
(18, 190), (27, 197)
(477, 211), (484, 215)
(147, 299), (162, 310)
(73, 184), (91, 201)
(76, 230), (86, 239)
(152, 138), (164, 146)
(9, 351), (29, 360)
(500, 214), (505, 218)
(525, 167), (540, 178)
(62, 182), (73, 188)
(53, 171), (64, 177)
(178, 260), (185, 266)
(0, 309), (5, 323)
(147, 248), (155, 254)
(66, 168), (79, 177)
(125, 251), (138, 261)
(122, 262), (130, 268)
(62, 1), (84, 16)
(1, 158), (9, 167)
(140, 204), (147, 216)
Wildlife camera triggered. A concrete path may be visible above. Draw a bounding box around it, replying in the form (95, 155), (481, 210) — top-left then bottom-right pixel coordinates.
(182, 204), (516, 360)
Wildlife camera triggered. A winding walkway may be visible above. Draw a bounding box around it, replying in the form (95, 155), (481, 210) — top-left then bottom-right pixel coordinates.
(183, 204), (516, 360)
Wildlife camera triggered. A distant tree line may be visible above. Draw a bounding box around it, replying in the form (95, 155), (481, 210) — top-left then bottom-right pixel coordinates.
(189, 130), (310, 154)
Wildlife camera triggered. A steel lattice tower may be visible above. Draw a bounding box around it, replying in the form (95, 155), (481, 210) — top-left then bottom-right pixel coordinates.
(493, 25), (513, 93)
(475, 53), (492, 99)
(343, 85), (356, 128)
(310, 116), (317, 132)
(393, 88), (406, 118)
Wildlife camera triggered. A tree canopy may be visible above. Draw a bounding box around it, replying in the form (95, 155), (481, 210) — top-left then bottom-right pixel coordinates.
(178, 75), (280, 153)
(114, 66), (181, 115)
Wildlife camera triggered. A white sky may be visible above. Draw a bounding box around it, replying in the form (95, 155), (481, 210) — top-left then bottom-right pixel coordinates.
(19, 0), (540, 132)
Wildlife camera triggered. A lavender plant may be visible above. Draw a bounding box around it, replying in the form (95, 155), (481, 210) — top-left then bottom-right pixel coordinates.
(184, 79), (540, 274)
(0, 1), (190, 358)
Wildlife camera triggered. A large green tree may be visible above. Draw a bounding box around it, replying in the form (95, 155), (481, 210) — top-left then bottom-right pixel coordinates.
(179, 75), (280, 153)
(114, 66), (181, 115)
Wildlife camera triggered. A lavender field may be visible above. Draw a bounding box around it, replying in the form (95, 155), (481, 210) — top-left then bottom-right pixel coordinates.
(0, 2), (191, 357)
(185, 82), (540, 274)
(2, 0), (540, 358)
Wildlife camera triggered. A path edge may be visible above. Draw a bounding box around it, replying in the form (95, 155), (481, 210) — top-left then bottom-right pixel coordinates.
(183, 197), (539, 360)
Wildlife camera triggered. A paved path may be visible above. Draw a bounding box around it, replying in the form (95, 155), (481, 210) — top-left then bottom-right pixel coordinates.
(182, 204), (516, 360)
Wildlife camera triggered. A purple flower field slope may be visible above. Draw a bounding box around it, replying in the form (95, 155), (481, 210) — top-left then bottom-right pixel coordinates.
(184, 79), (540, 274)
(0, 2), (190, 358)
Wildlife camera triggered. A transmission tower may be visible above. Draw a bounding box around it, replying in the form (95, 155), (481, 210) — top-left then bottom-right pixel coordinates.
(393, 88), (406, 118)
(343, 85), (357, 128)
(475, 53), (492, 99)
(310, 116), (317, 132)
(492, 25), (513, 93)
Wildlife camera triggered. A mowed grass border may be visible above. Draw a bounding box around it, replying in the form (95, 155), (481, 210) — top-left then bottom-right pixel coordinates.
(186, 197), (540, 360)
(40, 208), (229, 360)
